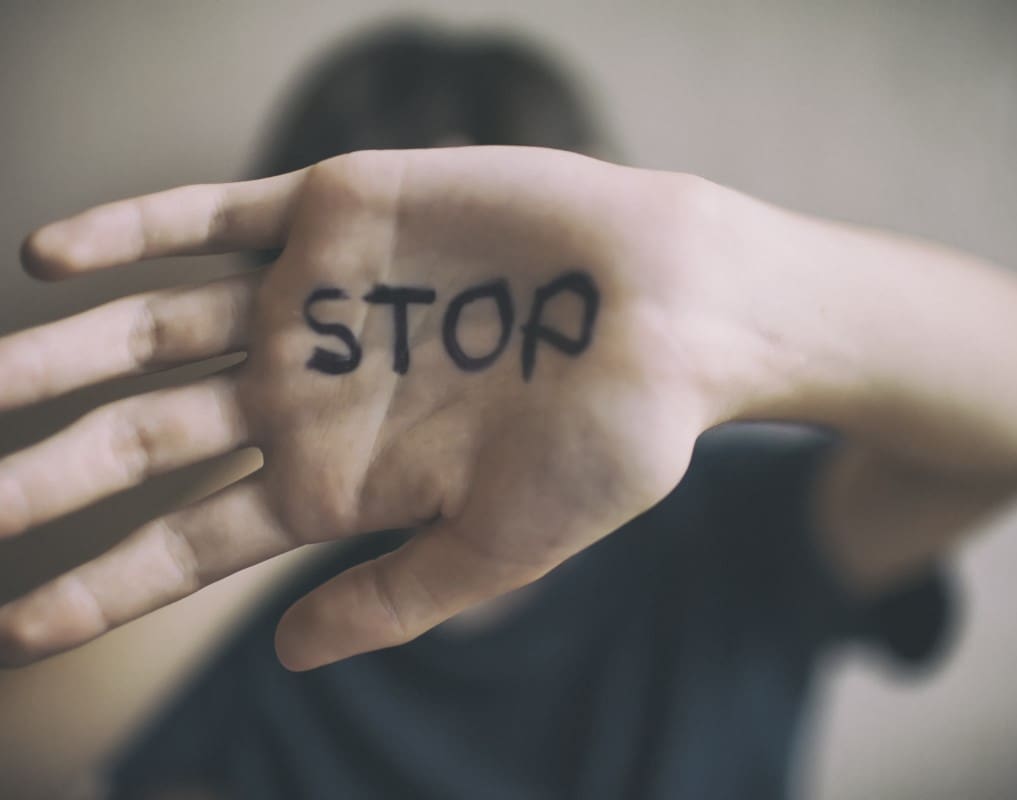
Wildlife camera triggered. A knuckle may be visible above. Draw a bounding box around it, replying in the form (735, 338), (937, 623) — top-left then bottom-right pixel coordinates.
(126, 297), (162, 370)
(102, 401), (158, 485)
(156, 516), (202, 593)
(313, 149), (376, 181)
(304, 159), (349, 198)
(306, 151), (400, 209)
(204, 185), (233, 248)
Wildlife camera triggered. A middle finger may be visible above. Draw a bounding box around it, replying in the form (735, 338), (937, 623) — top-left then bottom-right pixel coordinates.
(0, 273), (258, 413)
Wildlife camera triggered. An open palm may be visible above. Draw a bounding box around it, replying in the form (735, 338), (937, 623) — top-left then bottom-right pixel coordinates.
(0, 147), (709, 670)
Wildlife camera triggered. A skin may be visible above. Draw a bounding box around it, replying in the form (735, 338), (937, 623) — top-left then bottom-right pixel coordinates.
(0, 146), (1015, 683)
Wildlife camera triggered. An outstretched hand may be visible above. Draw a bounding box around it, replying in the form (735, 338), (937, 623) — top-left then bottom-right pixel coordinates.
(0, 147), (715, 670)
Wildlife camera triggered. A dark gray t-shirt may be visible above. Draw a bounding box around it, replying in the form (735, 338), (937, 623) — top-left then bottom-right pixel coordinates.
(110, 424), (952, 799)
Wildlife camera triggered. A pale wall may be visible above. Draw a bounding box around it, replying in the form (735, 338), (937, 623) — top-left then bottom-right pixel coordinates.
(1, 2), (1015, 798)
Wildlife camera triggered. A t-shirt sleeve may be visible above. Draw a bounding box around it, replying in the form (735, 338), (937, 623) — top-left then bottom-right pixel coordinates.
(682, 422), (957, 666)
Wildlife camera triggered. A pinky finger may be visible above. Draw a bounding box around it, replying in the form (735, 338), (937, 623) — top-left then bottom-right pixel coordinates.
(0, 479), (291, 667)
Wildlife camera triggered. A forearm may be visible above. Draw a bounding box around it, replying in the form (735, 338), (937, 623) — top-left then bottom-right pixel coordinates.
(678, 179), (1017, 589)
(814, 437), (1016, 590)
(697, 182), (1017, 476)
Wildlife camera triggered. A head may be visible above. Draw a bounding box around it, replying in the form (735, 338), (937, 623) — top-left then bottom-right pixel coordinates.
(252, 24), (607, 630)
(254, 22), (608, 178)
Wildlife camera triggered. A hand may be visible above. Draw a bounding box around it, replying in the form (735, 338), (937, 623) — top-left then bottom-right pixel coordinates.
(0, 147), (714, 670)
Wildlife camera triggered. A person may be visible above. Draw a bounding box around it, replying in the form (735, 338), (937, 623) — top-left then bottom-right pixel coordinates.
(2, 22), (1013, 800)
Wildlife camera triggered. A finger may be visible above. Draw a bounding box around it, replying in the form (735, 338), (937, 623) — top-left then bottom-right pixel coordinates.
(21, 169), (308, 279)
(0, 479), (291, 666)
(0, 376), (247, 538)
(0, 274), (258, 413)
(274, 525), (547, 671)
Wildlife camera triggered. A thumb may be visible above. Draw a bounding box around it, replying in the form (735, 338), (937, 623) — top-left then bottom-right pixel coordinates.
(274, 524), (545, 671)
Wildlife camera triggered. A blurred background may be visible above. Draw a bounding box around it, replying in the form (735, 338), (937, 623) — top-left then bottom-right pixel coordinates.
(1, 1), (1016, 798)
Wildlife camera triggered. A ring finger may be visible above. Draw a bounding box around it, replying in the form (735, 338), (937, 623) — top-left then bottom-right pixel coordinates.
(0, 375), (249, 538)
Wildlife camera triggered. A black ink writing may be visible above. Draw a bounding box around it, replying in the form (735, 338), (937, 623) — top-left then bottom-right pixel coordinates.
(304, 287), (362, 375)
(441, 279), (515, 372)
(363, 285), (437, 374)
(303, 270), (600, 379)
(520, 271), (599, 381)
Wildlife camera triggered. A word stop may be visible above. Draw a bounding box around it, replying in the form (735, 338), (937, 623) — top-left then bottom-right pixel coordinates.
(303, 270), (599, 381)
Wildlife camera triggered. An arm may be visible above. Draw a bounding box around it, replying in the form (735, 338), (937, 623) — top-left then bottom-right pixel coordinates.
(695, 186), (1017, 594)
(0, 146), (1012, 670)
(0, 148), (709, 671)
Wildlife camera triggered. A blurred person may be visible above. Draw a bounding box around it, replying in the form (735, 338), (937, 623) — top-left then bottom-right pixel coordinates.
(7, 21), (1016, 800)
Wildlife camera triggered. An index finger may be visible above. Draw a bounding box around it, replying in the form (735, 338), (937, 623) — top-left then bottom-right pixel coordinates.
(21, 169), (309, 280)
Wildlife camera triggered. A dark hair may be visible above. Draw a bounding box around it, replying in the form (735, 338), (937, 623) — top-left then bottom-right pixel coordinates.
(255, 22), (604, 178)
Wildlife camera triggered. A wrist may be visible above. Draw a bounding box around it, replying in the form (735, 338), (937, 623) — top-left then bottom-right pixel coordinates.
(662, 178), (867, 433)
(681, 178), (1017, 474)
